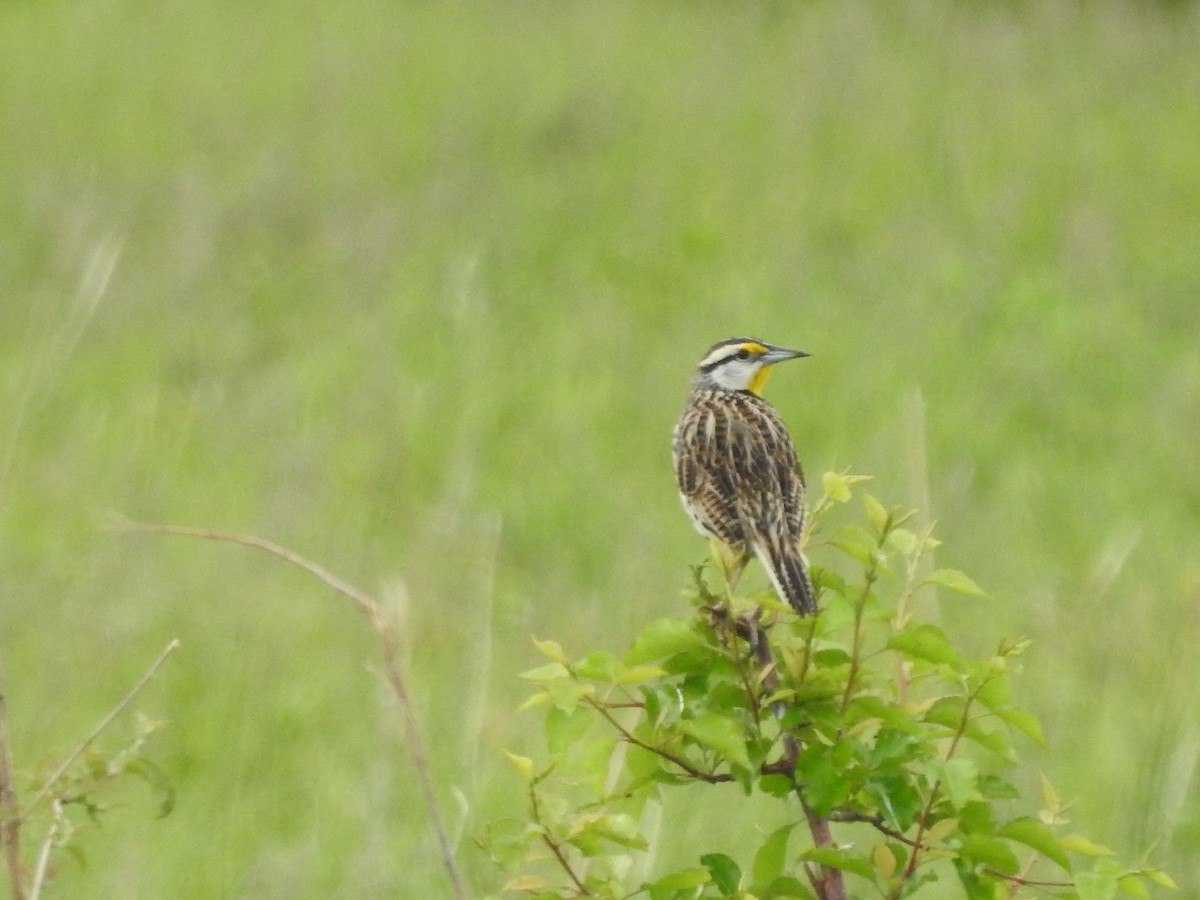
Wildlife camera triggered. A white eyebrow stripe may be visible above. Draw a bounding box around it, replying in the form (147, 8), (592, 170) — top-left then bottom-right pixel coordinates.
(698, 344), (746, 369)
(696, 343), (758, 372)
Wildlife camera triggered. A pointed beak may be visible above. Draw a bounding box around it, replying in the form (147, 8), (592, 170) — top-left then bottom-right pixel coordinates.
(761, 345), (810, 365)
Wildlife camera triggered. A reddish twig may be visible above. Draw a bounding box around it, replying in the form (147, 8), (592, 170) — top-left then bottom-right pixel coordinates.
(584, 696), (731, 783)
(745, 618), (845, 900)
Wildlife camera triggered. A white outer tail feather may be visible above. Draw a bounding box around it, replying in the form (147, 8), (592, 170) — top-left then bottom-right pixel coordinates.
(752, 540), (817, 615)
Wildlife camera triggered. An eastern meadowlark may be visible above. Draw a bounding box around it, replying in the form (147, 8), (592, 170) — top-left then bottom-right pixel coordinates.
(672, 337), (817, 615)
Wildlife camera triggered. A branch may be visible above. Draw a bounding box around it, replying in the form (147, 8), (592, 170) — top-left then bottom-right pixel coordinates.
(745, 620), (846, 900)
(983, 867), (1073, 889)
(839, 525), (888, 715)
(583, 696), (732, 784)
(827, 809), (918, 846)
(528, 777), (589, 895)
(111, 519), (468, 900)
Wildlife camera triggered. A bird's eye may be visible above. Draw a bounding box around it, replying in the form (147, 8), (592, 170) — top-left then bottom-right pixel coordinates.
(736, 349), (751, 361)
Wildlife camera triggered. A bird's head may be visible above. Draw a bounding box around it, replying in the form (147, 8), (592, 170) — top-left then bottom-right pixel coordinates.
(693, 337), (810, 396)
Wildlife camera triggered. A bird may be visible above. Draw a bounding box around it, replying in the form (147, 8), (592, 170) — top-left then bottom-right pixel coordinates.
(672, 337), (817, 615)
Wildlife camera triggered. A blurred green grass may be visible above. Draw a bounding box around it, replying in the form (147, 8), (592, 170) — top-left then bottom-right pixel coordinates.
(1, 1), (1198, 896)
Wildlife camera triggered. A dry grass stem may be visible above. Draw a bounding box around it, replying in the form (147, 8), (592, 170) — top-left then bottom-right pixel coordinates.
(112, 518), (468, 900)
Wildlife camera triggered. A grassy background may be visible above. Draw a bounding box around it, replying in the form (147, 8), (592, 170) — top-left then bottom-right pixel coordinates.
(2, 1), (1198, 896)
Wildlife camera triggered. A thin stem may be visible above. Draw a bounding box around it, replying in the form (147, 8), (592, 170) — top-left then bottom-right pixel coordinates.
(892, 681), (981, 897)
(834, 810), (1075, 893)
(27, 640), (179, 815)
(840, 525), (887, 715)
(584, 696), (731, 783)
(725, 613), (768, 726)
(529, 777), (588, 895)
(983, 868), (1073, 889)
(838, 586), (868, 714)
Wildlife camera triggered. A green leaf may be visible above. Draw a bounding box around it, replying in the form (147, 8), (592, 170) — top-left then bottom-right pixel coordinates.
(566, 813), (613, 856)
(974, 673), (1012, 710)
(484, 818), (538, 867)
(850, 696), (920, 734)
(863, 493), (890, 534)
(922, 569), (986, 596)
(958, 801), (997, 836)
(520, 662), (570, 682)
(859, 728), (918, 768)
(592, 813), (647, 850)
(978, 774), (1020, 800)
(923, 699), (1015, 761)
(679, 714), (751, 770)
(997, 816), (1071, 871)
(871, 842), (897, 880)
(995, 707), (1046, 745)
(924, 816), (960, 845)
(1118, 876), (1152, 899)
(752, 823), (794, 886)
(830, 525), (879, 567)
(938, 757), (982, 809)
(886, 527), (919, 556)
(1144, 868), (1178, 890)
(952, 859), (992, 900)
(1062, 834), (1116, 856)
(545, 705), (592, 754)
(962, 720), (1015, 762)
(759, 773), (794, 798)
(546, 676), (593, 712)
(626, 618), (706, 665)
(504, 752), (533, 779)
(647, 866), (712, 890)
(532, 637), (570, 664)
(795, 744), (853, 812)
(516, 690), (551, 711)
(700, 853), (741, 895)
(1076, 864), (1120, 900)
(866, 774), (922, 830)
(1041, 773), (1063, 819)
(813, 647), (853, 667)
(814, 566), (848, 600)
(616, 664), (668, 685)
(801, 847), (874, 879)
(958, 834), (1020, 874)
(822, 471), (854, 503)
(998, 635), (1033, 658)
(121, 757), (176, 818)
(501, 873), (550, 893)
(574, 651), (618, 681)
(625, 743), (665, 782)
(888, 624), (963, 668)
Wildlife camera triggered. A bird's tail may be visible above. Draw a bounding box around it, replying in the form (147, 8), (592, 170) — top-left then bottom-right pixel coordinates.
(754, 538), (817, 616)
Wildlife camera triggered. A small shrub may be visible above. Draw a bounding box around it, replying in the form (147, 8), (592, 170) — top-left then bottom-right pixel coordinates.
(482, 473), (1172, 900)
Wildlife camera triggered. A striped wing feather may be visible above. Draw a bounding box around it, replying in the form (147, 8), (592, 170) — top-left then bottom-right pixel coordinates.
(673, 391), (806, 549)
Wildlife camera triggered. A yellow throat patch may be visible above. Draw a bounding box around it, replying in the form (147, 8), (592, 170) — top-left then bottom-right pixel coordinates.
(748, 364), (772, 397)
